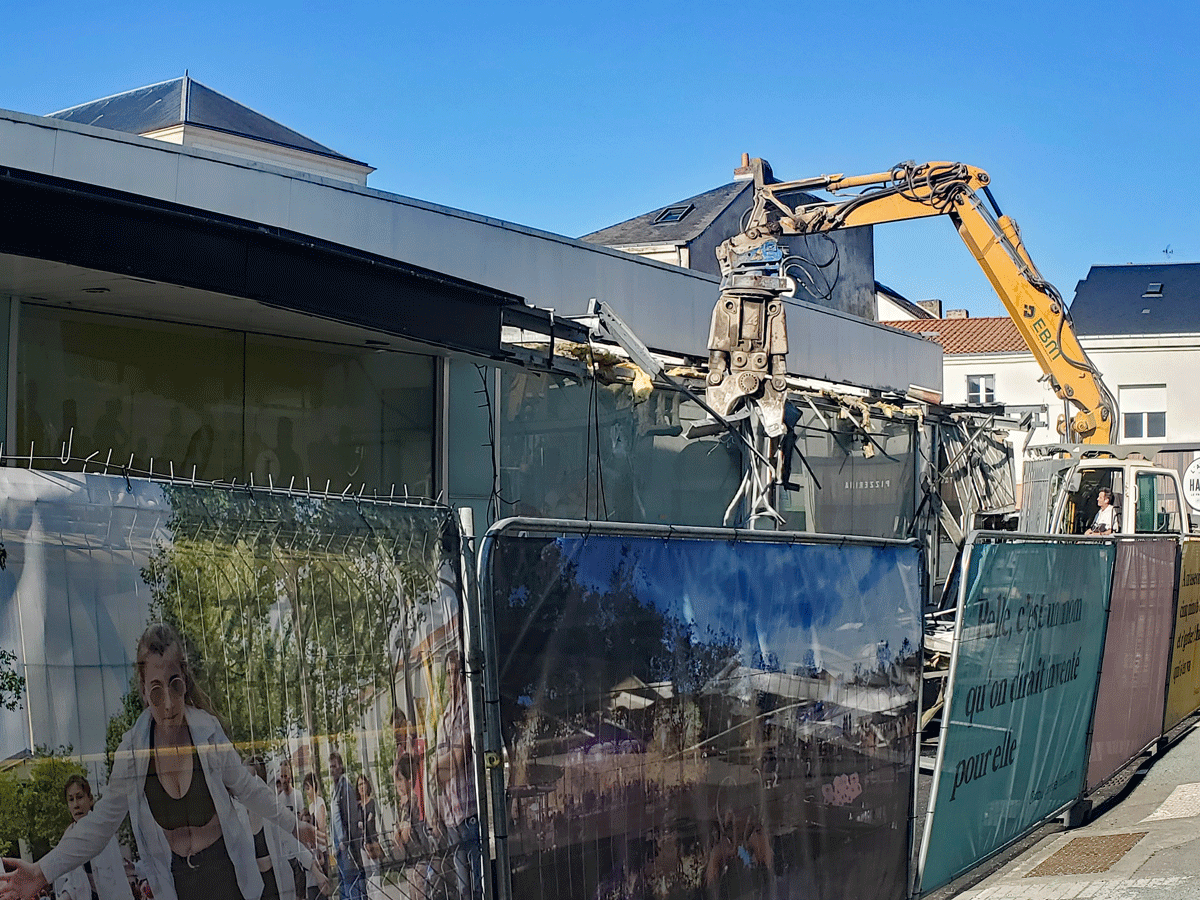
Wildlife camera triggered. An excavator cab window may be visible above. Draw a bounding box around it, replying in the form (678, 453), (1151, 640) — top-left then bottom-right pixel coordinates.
(1134, 472), (1182, 533)
(1061, 469), (1124, 535)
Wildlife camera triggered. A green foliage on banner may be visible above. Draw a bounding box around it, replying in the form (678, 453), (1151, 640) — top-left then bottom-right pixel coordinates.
(0, 770), (19, 857)
(0, 647), (22, 711)
(375, 722), (398, 811)
(104, 487), (455, 764)
(0, 747), (86, 859)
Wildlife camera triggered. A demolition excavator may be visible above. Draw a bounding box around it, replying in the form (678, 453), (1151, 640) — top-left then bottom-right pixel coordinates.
(704, 155), (1127, 530)
(705, 155), (1116, 445)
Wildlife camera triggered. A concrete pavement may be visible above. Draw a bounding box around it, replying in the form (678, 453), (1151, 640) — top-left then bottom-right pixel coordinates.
(950, 721), (1200, 899)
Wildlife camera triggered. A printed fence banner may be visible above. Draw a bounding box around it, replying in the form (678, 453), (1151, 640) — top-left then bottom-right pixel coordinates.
(0, 469), (475, 900)
(483, 524), (923, 900)
(1087, 538), (1177, 791)
(1164, 539), (1200, 731)
(918, 538), (1114, 893)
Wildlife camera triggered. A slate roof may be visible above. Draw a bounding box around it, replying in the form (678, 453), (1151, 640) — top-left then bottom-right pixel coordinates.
(48, 76), (366, 166)
(882, 317), (1027, 354)
(580, 180), (751, 245)
(1070, 263), (1200, 335)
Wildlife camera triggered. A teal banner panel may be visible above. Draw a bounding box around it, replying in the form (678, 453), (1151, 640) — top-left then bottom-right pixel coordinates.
(918, 538), (1114, 893)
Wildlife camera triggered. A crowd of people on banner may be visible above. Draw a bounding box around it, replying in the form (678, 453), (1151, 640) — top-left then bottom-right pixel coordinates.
(0, 625), (482, 900)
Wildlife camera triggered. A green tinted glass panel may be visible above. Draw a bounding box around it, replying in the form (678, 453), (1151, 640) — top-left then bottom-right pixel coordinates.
(16, 306), (435, 494)
(1136, 473), (1157, 533)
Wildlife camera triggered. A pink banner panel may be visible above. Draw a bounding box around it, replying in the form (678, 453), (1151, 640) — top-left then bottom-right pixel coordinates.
(1086, 538), (1178, 791)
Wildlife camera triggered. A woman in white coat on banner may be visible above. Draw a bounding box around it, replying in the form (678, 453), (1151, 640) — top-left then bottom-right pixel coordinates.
(0, 622), (314, 900)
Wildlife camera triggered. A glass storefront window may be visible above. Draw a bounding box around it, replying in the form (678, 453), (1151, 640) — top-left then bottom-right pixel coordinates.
(498, 371), (916, 535)
(780, 401), (916, 538)
(499, 370), (740, 526)
(245, 335), (434, 496)
(18, 308), (244, 479)
(17, 305), (434, 494)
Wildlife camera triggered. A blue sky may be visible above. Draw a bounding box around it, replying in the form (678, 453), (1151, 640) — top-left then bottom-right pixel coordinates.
(3, 1), (1197, 318)
(555, 534), (922, 674)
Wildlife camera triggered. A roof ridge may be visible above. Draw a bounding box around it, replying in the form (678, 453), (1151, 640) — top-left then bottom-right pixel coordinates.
(47, 75), (366, 167)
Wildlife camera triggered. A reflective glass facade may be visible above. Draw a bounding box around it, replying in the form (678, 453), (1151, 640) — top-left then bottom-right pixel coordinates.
(16, 305), (435, 495)
(499, 370), (917, 536)
(498, 370), (740, 526)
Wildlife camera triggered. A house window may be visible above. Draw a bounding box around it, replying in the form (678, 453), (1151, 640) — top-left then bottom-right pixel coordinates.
(1124, 412), (1167, 439)
(1119, 384), (1167, 440)
(653, 204), (694, 225)
(967, 374), (995, 404)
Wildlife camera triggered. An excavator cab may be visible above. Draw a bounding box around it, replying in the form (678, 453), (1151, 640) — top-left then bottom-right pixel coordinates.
(1057, 468), (1124, 535)
(1025, 451), (1185, 536)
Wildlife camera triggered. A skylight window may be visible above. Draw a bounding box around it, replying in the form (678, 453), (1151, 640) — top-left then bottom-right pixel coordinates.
(653, 204), (694, 225)
(1143, 282), (1164, 297)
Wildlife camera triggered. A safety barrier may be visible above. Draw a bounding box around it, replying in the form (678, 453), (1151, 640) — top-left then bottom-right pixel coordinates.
(477, 519), (924, 900)
(916, 532), (1200, 895)
(0, 472), (925, 900)
(12, 468), (1191, 900)
(0, 469), (468, 900)
(1086, 537), (1176, 791)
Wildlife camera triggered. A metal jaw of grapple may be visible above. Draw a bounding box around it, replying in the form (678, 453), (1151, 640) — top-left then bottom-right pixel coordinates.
(705, 275), (790, 438)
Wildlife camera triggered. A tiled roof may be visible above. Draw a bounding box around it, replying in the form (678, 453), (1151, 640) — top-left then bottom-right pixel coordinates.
(882, 316), (1028, 354)
(49, 76), (366, 166)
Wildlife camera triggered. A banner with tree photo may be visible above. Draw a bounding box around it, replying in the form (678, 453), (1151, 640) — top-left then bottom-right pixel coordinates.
(0, 469), (475, 900)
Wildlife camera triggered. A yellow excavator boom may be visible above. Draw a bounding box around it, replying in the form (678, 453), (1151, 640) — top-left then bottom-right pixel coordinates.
(714, 157), (1115, 443)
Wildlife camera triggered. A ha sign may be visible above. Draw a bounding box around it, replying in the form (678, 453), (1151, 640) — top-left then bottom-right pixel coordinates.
(1184, 458), (1200, 512)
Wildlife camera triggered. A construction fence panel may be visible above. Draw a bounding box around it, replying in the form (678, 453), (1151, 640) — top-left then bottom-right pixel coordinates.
(1085, 537), (1178, 792)
(1163, 538), (1200, 731)
(479, 520), (923, 900)
(917, 535), (1115, 895)
(0, 469), (472, 900)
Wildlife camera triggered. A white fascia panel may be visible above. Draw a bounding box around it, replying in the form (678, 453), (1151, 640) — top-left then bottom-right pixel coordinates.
(2, 117), (59, 176)
(287, 177), (397, 259)
(175, 153), (293, 231)
(51, 127), (181, 202)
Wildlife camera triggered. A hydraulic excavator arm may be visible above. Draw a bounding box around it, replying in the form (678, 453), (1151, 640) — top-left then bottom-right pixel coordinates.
(709, 157), (1116, 444)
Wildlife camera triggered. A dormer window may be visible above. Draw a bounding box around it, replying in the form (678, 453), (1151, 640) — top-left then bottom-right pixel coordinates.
(1143, 282), (1164, 298)
(653, 204), (694, 225)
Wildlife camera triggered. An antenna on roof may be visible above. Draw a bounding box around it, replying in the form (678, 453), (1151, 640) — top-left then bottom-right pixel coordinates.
(1163, 244), (1174, 261)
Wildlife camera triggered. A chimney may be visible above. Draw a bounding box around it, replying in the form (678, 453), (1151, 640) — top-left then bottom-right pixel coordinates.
(945, 309), (969, 319)
(917, 299), (943, 317)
